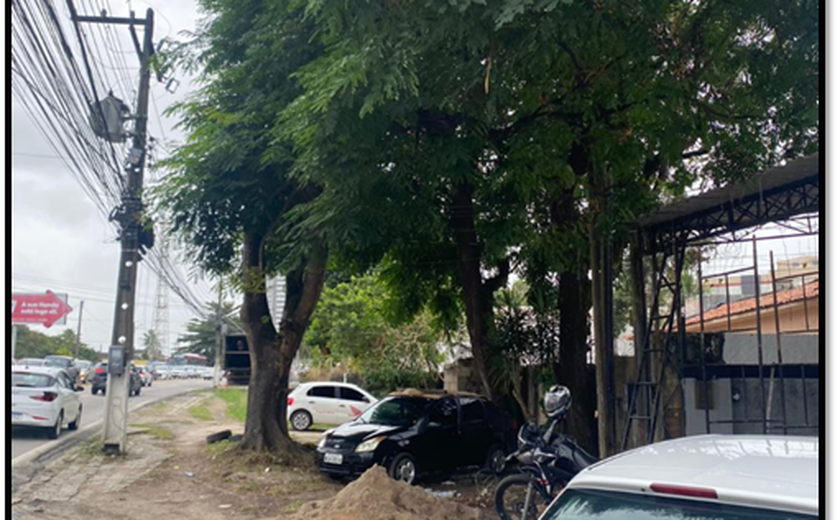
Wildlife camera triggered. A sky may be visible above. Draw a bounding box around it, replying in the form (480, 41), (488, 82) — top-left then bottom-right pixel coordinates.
(11, 0), (214, 356)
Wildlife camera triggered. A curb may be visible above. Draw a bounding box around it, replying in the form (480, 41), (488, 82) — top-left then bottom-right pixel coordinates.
(11, 389), (206, 469)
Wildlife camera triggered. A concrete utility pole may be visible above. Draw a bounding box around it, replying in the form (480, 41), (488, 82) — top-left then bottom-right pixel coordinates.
(70, 3), (155, 455)
(74, 300), (85, 359)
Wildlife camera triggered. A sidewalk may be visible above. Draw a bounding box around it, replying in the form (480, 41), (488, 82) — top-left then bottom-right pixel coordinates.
(11, 391), (340, 520)
(11, 389), (498, 520)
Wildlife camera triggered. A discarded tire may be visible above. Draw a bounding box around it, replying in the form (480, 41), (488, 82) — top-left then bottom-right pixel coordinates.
(206, 430), (232, 444)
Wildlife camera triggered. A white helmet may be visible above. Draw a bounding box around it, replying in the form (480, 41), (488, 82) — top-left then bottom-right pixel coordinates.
(544, 385), (572, 419)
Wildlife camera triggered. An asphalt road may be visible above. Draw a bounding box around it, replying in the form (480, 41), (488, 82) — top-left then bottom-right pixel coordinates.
(11, 378), (213, 460)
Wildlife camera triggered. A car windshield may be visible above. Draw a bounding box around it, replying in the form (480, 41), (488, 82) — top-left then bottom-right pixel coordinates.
(13, 372), (55, 388)
(357, 397), (431, 427)
(44, 357), (70, 368)
(542, 489), (816, 520)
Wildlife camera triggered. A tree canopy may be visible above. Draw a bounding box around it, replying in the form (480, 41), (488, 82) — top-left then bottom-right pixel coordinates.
(159, 0), (818, 454)
(13, 326), (100, 362)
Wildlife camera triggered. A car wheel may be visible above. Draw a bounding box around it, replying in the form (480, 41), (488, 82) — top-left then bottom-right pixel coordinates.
(290, 410), (313, 431)
(485, 444), (507, 475)
(68, 405), (82, 430)
(388, 453), (418, 485)
(47, 412), (63, 439)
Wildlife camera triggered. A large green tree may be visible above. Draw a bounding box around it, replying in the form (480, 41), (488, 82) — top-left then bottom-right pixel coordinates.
(276, 0), (819, 454)
(304, 273), (444, 394)
(160, 0), (818, 456)
(156, 1), (327, 452)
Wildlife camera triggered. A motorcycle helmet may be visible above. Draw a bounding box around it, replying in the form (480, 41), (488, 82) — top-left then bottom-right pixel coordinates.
(544, 385), (572, 419)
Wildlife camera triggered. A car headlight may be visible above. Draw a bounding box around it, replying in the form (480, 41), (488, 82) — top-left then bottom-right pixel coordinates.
(355, 435), (386, 453)
(318, 436), (327, 449)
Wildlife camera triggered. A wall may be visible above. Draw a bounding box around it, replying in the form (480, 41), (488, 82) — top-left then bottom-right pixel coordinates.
(683, 378), (734, 435)
(730, 376), (819, 436)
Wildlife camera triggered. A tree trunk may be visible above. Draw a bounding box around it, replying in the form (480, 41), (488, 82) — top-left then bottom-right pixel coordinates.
(239, 231), (327, 452)
(589, 163), (616, 458)
(554, 271), (598, 454)
(550, 186), (598, 454)
(450, 181), (503, 403)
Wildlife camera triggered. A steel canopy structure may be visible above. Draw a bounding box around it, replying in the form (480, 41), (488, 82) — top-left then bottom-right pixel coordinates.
(621, 153), (821, 452)
(639, 154), (819, 254)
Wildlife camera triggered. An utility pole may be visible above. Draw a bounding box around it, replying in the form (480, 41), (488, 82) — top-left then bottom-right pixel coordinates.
(71, 3), (155, 455)
(74, 300), (85, 359)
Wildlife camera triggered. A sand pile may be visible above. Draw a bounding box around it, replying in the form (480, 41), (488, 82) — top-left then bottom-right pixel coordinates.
(286, 466), (480, 520)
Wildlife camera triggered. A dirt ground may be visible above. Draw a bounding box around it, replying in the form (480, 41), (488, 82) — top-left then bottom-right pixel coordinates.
(11, 391), (501, 520)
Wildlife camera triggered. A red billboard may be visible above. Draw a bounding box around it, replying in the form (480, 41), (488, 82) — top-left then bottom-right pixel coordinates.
(11, 291), (73, 328)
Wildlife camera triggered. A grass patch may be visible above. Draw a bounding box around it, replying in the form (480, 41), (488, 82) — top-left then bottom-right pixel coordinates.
(75, 436), (104, 461)
(206, 439), (235, 457)
(133, 423), (174, 440)
(187, 403), (213, 422)
(280, 500), (305, 514)
(215, 388), (247, 423)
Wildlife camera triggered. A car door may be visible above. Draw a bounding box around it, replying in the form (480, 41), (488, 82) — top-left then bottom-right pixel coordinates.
(415, 397), (460, 472)
(458, 397), (494, 467)
(305, 385), (339, 424)
(337, 386), (373, 421)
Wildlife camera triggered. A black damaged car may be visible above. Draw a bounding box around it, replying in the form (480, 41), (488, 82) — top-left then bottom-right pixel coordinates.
(315, 390), (516, 484)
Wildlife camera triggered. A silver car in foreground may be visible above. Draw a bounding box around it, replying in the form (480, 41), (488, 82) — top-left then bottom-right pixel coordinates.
(539, 434), (818, 520)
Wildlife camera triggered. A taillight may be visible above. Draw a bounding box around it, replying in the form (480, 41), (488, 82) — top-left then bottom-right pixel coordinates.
(30, 391), (58, 402)
(287, 397), (294, 406)
(95, 368), (104, 374)
(650, 483), (718, 500)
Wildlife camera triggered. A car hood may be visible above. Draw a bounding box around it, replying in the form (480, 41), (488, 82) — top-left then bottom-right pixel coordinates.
(326, 422), (408, 444)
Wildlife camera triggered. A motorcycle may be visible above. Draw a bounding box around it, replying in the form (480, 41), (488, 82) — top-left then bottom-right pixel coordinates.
(494, 415), (598, 520)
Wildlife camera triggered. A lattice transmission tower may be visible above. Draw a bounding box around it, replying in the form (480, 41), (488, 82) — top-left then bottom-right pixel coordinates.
(150, 225), (170, 359)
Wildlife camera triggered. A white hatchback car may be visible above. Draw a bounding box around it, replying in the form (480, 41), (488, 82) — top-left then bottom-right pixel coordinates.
(287, 382), (377, 431)
(11, 367), (84, 439)
(540, 434), (818, 519)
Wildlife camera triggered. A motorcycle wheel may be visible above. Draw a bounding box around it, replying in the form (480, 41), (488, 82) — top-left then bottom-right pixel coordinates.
(494, 473), (550, 520)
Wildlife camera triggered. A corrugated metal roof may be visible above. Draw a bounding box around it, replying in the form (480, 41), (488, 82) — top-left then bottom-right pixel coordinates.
(640, 153), (820, 230)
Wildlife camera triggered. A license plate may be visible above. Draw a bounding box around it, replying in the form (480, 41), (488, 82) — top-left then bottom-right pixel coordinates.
(324, 453), (343, 465)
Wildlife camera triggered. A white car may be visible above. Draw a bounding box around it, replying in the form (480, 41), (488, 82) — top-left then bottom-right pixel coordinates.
(286, 382), (377, 431)
(11, 367), (84, 439)
(540, 434), (818, 519)
(170, 367), (188, 379)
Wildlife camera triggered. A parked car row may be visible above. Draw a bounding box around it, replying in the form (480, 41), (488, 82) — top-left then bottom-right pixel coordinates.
(153, 365), (213, 380)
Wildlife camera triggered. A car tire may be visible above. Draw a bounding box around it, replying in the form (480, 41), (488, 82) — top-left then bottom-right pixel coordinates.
(68, 406), (82, 431)
(206, 430), (232, 444)
(290, 410), (313, 431)
(47, 412), (63, 440)
(388, 453), (418, 485)
(485, 444), (507, 475)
